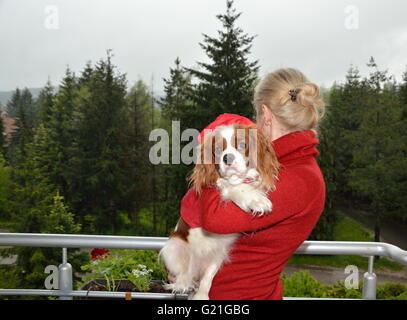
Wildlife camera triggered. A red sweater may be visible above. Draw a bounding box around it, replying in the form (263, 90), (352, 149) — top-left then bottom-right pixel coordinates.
(181, 130), (325, 300)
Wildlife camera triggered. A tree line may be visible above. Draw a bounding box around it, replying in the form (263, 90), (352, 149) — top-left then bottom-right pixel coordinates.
(0, 0), (406, 289)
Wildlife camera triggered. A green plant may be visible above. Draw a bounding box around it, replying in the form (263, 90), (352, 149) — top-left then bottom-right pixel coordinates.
(127, 264), (153, 292)
(78, 249), (167, 292)
(281, 270), (325, 298)
(281, 270), (407, 300)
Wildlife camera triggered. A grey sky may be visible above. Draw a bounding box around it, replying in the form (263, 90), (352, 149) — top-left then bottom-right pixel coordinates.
(0, 0), (407, 92)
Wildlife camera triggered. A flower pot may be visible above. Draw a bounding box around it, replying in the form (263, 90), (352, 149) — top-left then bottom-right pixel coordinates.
(79, 279), (185, 300)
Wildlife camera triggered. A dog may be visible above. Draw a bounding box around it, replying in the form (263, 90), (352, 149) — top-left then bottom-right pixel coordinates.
(159, 124), (279, 299)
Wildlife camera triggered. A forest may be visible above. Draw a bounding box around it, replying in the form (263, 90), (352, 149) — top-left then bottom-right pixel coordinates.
(0, 1), (406, 290)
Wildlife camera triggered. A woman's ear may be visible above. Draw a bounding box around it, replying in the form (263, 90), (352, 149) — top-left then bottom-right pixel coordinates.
(262, 104), (273, 126)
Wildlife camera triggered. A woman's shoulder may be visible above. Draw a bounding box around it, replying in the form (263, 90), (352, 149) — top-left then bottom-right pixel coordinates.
(277, 158), (324, 192)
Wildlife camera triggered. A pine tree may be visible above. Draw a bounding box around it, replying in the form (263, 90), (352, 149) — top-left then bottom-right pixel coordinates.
(159, 58), (195, 234)
(42, 67), (78, 198)
(126, 80), (155, 232)
(69, 52), (132, 233)
(21, 88), (37, 127)
(309, 88), (338, 240)
(0, 153), (11, 220)
(6, 88), (21, 118)
(8, 89), (35, 166)
(395, 69), (407, 223)
(186, 0), (259, 129)
(0, 111), (6, 157)
(6, 128), (84, 290)
(36, 79), (55, 126)
(349, 57), (404, 242)
(78, 61), (93, 87)
(324, 66), (369, 202)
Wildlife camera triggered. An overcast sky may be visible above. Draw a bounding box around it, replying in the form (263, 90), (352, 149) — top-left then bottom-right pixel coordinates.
(1, 0), (407, 92)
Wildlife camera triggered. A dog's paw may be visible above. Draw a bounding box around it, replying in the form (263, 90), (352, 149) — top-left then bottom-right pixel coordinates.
(164, 279), (194, 294)
(190, 291), (209, 300)
(248, 195), (272, 216)
(163, 283), (175, 291)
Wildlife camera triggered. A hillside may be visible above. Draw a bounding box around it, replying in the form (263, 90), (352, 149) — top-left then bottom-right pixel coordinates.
(0, 88), (43, 107)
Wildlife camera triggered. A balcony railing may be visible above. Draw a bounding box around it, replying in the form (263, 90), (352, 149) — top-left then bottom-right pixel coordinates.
(0, 232), (406, 300)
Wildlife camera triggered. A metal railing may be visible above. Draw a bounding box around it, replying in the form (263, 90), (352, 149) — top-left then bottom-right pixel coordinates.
(1, 232), (407, 300)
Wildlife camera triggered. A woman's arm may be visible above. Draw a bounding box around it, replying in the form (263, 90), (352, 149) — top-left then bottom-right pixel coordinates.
(199, 170), (313, 234)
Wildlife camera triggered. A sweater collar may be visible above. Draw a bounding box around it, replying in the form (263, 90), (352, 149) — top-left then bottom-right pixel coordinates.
(272, 130), (319, 163)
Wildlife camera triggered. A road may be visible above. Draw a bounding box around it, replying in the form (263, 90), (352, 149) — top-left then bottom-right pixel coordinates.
(339, 206), (407, 251)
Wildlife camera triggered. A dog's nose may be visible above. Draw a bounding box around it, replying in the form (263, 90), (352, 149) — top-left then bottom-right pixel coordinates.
(222, 153), (235, 166)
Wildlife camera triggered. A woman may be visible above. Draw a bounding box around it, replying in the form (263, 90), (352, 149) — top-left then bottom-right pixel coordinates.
(181, 68), (326, 300)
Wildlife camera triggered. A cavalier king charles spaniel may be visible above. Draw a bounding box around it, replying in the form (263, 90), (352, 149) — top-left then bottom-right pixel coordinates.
(160, 124), (279, 299)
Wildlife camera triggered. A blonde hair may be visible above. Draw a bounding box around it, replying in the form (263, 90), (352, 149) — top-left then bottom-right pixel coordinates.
(253, 68), (325, 133)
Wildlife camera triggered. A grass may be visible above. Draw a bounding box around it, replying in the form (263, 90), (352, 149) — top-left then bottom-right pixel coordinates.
(0, 217), (16, 231)
(288, 211), (404, 271)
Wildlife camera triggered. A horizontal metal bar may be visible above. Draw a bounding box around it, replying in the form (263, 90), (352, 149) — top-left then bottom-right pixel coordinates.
(0, 289), (188, 300)
(0, 233), (167, 250)
(295, 241), (407, 265)
(1, 233), (406, 265)
(0, 289), (362, 300)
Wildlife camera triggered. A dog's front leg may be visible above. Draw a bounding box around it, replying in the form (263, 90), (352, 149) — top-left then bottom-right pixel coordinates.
(191, 263), (220, 300)
(220, 183), (272, 215)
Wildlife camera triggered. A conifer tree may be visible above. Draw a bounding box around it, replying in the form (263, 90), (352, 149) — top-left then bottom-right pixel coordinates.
(186, 0), (259, 129)
(0, 110), (6, 158)
(126, 80), (155, 232)
(6, 127), (84, 290)
(6, 88), (21, 118)
(349, 57), (404, 241)
(159, 58), (195, 234)
(8, 89), (35, 166)
(36, 79), (55, 126)
(69, 52), (132, 233)
(44, 68), (78, 198)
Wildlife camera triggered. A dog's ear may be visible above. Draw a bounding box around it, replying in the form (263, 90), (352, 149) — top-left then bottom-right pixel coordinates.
(247, 125), (279, 190)
(188, 133), (219, 195)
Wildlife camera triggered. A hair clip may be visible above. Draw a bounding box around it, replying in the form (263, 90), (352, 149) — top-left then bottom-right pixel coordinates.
(288, 89), (297, 102)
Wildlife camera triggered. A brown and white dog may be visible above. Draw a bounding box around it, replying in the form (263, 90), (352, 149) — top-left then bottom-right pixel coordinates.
(159, 124), (279, 299)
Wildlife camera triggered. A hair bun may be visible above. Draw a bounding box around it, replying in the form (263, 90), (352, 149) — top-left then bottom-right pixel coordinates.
(294, 82), (321, 108)
(253, 68), (325, 132)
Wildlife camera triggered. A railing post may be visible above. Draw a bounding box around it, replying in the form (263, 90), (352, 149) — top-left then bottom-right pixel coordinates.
(362, 256), (377, 300)
(58, 248), (72, 300)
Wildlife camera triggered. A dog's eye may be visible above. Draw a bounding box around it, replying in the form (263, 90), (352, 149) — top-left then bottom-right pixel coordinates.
(237, 142), (246, 150)
(214, 146), (223, 155)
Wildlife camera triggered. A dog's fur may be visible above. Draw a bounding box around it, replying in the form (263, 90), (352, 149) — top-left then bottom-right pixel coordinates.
(159, 124), (279, 299)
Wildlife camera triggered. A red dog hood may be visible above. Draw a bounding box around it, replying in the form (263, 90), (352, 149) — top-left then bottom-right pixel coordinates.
(183, 113), (255, 228)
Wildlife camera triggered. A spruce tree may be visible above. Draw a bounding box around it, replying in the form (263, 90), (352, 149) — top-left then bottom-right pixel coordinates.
(6, 88), (21, 118)
(395, 69), (407, 223)
(187, 0), (259, 129)
(44, 67), (78, 198)
(159, 58), (195, 234)
(0, 111), (6, 158)
(8, 89), (35, 166)
(6, 128), (84, 291)
(69, 52), (132, 233)
(349, 57), (404, 242)
(126, 80), (155, 232)
(36, 79), (55, 126)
